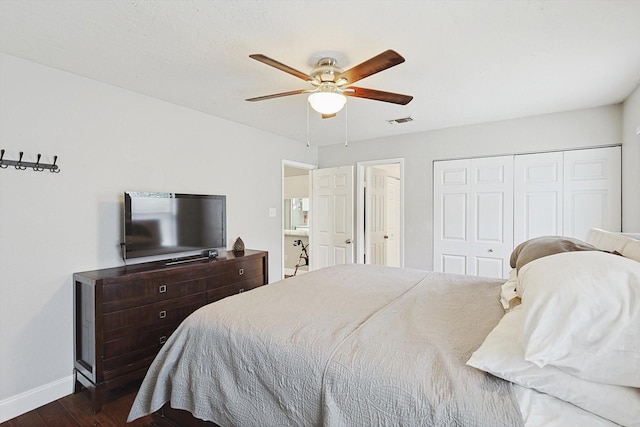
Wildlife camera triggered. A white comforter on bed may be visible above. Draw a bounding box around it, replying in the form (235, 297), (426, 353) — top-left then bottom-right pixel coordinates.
(128, 264), (523, 426)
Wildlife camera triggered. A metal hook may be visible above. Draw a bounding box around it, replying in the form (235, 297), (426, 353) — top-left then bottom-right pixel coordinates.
(33, 154), (45, 171)
(15, 152), (27, 170)
(0, 149), (7, 169)
(50, 155), (60, 173)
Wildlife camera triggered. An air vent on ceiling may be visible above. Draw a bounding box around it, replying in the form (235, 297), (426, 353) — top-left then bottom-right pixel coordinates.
(387, 116), (413, 125)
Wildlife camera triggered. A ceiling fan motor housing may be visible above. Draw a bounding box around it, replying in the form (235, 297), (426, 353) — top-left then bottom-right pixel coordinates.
(310, 58), (345, 84)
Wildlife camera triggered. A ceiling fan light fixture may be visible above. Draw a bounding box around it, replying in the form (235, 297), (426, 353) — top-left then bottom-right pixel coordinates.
(308, 91), (347, 115)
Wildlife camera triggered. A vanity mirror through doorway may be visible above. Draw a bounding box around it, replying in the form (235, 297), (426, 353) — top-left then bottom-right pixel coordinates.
(283, 162), (314, 278)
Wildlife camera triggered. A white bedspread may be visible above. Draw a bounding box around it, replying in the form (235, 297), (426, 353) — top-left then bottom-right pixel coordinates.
(128, 264), (523, 426)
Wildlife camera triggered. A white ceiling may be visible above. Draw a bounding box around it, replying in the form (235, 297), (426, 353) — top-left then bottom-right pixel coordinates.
(1, 0), (639, 146)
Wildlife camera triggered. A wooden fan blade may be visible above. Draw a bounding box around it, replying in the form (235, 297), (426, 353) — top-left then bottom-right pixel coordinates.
(249, 54), (313, 81)
(246, 89), (308, 102)
(345, 86), (413, 105)
(322, 113), (337, 119)
(337, 50), (405, 84)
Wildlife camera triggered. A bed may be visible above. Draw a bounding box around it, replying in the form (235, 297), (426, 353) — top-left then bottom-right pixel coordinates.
(128, 228), (640, 426)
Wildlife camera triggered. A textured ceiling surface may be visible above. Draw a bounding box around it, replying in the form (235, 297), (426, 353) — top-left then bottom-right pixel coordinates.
(1, 0), (640, 146)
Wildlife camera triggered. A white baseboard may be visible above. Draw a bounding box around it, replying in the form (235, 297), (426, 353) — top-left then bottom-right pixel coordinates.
(0, 375), (74, 423)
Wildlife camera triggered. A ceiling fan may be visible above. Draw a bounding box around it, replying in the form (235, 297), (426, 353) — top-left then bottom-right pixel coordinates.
(245, 50), (413, 118)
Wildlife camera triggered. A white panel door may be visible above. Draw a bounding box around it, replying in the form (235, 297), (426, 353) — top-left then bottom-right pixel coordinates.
(385, 176), (401, 267)
(434, 147), (620, 279)
(434, 156), (513, 279)
(470, 156), (514, 279)
(365, 167), (387, 265)
(433, 159), (471, 275)
(514, 151), (563, 246)
(311, 166), (354, 269)
(563, 146), (621, 240)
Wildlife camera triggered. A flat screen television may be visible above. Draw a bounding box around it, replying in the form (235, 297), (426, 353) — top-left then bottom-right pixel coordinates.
(124, 192), (226, 261)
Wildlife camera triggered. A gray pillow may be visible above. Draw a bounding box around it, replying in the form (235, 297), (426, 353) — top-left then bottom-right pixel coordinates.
(510, 236), (597, 272)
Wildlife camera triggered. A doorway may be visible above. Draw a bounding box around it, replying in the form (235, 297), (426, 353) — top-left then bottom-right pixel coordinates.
(356, 159), (404, 267)
(282, 160), (315, 279)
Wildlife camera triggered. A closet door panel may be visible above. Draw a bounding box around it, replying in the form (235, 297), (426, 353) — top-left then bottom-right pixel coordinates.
(514, 152), (563, 246)
(475, 256), (504, 280)
(433, 159), (471, 275)
(433, 156), (513, 278)
(475, 192), (505, 242)
(469, 156), (513, 279)
(443, 193), (467, 240)
(442, 254), (467, 275)
(568, 191), (608, 238)
(563, 147), (621, 240)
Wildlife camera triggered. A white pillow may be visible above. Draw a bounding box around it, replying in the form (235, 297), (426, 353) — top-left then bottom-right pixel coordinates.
(517, 250), (640, 387)
(585, 228), (640, 262)
(513, 384), (620, 427)
(467, 307), (640, 427)
(623, 238), (640, 262)
(500, 269), (520, 311)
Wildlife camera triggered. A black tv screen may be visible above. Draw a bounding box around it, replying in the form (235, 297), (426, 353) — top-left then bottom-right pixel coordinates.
(124, 192), (226, 260)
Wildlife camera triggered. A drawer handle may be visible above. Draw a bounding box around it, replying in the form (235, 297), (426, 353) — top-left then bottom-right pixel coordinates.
(238, 268), (244, 276)
(159, 336), (167, 345)
(159, 285), (167, 293)
(159, 310), (167, 319)
(239, 288), (245, 293)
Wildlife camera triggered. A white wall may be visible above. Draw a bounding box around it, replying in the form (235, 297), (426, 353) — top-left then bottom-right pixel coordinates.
(318, 105), (624, 270)
(622, 83), (640, 231)
(0, 53), (316, 420)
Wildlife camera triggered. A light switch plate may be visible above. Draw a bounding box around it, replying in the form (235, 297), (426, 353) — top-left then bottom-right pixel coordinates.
(269, 207), (276, 217)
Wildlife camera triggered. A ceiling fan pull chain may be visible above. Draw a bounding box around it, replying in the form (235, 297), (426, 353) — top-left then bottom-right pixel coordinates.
(306, 101), (310, 147)
(344, 102), (349, 147)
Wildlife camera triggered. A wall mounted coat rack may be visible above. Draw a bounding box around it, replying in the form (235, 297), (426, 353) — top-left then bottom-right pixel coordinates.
(0, 149), (60, 173)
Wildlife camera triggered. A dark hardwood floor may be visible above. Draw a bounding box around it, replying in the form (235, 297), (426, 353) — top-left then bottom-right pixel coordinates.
(1, 382), (154, 427)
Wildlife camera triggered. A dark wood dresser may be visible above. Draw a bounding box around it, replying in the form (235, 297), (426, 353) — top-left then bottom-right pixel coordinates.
(73, 250), (268, 413)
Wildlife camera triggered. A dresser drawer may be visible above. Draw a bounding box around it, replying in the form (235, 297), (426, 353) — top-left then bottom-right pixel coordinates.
(103, 323), (180, 359)
(102, 276), (207, 313)
(102, 294), (204, 333)
(103, 350), (157, 381)
(206, 274), (265, 303)
(207, 256), (265, 289)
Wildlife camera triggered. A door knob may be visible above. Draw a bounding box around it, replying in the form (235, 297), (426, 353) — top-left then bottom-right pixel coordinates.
(346, 239), (352, 244)
(384, 235), (389, 239)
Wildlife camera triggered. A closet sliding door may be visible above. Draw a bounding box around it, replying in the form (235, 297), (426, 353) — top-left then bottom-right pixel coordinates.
(512, 146), (621, 246)
(434, 146), (621, 279)
(433, 156), (513, 279)
(563, 146), (621, 240)
(513, 152), (564, 245)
